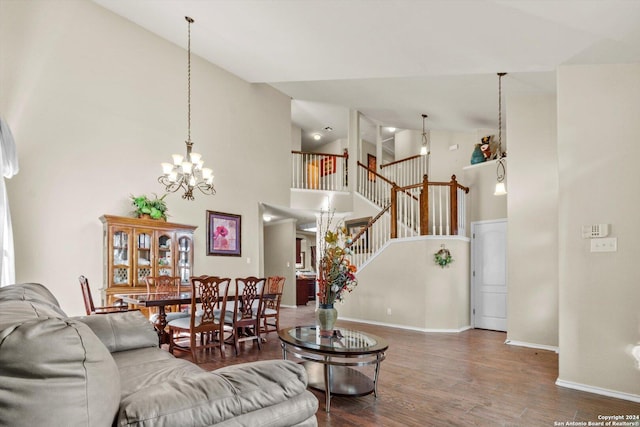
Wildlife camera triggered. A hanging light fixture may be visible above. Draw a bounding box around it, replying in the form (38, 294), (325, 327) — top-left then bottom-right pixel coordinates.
(494, 72), (507, 196)
(159, 16), (215, 200)
(420, 113), (429, 156)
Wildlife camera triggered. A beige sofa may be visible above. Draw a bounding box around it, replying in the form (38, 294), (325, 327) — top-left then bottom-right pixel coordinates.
(0, 283), (318, 426)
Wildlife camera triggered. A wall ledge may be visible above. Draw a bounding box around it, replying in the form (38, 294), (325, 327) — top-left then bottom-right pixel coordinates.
(339, 316), (471, 333)
(555, 379), (640, 403)
(505, 339), (559, 353)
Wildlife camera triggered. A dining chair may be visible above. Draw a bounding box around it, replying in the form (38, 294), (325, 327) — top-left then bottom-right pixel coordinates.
(79, 275), (130, 315)
(168, 275), (231, 363)
(225, 276), (265, 355)
(255, 276), (286, 337)
(144, 275), (189, 331)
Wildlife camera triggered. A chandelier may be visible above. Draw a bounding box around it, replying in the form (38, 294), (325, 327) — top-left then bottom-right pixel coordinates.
(494, 72), (507, 196)
(159, 16), (215, 200)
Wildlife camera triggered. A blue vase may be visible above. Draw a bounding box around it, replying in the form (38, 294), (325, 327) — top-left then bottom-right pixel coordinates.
(470, 144), (486, 165)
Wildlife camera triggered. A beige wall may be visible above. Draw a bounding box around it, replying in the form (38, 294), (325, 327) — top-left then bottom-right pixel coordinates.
(557, 64), (640, 397)
(339, 237), (470, 330)
(0, 1), (291, 315)
(463, 161), (508, 223)
(506, 94), (559, 348)
(263, 220), (296, 307)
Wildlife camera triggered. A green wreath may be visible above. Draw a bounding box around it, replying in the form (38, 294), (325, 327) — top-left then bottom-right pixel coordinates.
(434, 247), (453, 268)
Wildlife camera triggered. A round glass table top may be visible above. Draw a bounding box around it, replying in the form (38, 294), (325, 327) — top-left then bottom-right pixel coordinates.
(280, 326), (388, 354)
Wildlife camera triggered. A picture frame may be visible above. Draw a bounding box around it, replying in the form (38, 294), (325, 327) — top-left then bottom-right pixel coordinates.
(345, 217), (371, 253)
(206, 211), (241, 256)
(320, 155), (336, 176)
(367, 153), (377, 182)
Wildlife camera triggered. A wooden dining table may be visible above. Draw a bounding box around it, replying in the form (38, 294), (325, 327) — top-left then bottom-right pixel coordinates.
(115, 291), (196, 343)
(115, 291), (239, 344)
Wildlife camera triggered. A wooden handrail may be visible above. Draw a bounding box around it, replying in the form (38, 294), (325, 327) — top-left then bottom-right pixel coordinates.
(379, 154), (423, 169)
(291, 150), (348, 158)
(347, 204), (391, 247)
(356, 161), (395, 186)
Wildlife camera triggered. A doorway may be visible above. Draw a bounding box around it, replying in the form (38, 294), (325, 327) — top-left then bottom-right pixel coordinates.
(471, 219), (507, 331)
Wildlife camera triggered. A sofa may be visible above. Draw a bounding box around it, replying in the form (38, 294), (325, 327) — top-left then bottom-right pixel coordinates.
(0, 283), (318, 426)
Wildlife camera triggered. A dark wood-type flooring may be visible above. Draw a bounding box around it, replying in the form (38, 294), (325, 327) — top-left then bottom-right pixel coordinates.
(165, 304), (640, 426)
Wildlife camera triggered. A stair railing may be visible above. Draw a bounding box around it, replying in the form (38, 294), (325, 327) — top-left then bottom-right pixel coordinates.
(379, 154), (428, 187)
(291, 149), (348, 191)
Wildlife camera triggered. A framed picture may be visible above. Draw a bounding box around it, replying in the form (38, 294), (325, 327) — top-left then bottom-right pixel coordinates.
(320, 155), (336, 176)
(367, 153), (377, 182)
(345, 217), (371, 253)
(206, 211), (241, 256)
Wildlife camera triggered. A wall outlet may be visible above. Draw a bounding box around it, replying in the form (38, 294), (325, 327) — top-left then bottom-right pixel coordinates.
(246, 257), (251, 264)
(449, 144), (459, 151)
(590, 237), (617, 252)
(386, 308), (392, 315)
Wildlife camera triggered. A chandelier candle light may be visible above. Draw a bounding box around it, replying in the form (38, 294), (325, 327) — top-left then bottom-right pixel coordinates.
(159, 16), (215, 201)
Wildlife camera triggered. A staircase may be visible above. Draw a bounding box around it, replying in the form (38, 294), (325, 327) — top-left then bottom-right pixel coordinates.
(291, 150), (469, 268)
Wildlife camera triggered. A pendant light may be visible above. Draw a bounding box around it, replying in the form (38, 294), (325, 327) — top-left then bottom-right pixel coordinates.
(494, 73), (507, 196)
(158, 16), (215, 200)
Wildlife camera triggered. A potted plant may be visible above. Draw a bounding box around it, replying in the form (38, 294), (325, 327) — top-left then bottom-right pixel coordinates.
(130, 194), (168, 221)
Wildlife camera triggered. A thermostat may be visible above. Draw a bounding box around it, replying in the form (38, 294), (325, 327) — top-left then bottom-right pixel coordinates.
(582, 224), (610, 238)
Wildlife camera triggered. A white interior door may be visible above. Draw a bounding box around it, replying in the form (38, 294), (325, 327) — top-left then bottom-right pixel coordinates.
(471, 220), (507, 331)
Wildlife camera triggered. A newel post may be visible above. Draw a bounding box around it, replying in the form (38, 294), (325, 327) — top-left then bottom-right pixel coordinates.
(390, 185), (398, 238)
(420, 174), (429, 235)
(450, 175), (458, 236)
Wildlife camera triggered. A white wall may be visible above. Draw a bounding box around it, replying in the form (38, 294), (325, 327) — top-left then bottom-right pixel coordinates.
(263, 220), (296, 307)
(394, 129), (422, 159)
(339, 236), (470, 330)
(557, 64), (640, 397)
(506, 94), (558, 348)
(0, 1), (291, 315)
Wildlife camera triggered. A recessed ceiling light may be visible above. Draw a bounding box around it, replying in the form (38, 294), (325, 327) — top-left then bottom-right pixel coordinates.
(387, 127), (396, 132)
(313, 134), (322, 141)
(263, 214), (272, 222)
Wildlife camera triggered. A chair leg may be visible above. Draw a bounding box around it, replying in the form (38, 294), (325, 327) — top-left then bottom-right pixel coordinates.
(190, 332), (198, 364)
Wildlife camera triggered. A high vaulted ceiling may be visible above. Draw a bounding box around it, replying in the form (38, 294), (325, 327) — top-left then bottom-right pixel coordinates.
(93, 0), (640, 149)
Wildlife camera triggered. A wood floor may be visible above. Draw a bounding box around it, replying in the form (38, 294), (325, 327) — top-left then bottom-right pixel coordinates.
(168, 304), (640, 426)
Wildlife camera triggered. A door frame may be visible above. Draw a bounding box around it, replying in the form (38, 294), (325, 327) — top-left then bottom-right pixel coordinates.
(470, 218), (507, 329)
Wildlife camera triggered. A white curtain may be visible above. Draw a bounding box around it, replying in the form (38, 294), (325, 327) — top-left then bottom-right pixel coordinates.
(0, 117), (18, 287)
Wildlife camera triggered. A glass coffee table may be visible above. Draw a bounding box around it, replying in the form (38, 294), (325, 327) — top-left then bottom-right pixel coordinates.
(278, 326), (388, 412)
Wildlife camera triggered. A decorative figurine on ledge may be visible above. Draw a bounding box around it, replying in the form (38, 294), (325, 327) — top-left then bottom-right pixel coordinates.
(470, 143), (486, 165)
(480, 135), (493, 160)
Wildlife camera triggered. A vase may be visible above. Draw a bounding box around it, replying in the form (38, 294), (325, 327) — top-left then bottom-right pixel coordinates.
(316, 303), (337, 337)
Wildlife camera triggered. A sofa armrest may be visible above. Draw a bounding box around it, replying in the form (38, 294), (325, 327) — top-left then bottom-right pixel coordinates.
(117, 360), (317, 426)
(74, 310), (158, 353)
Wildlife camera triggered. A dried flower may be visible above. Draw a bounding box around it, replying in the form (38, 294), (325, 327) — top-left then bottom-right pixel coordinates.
(317, 210), (358, 305)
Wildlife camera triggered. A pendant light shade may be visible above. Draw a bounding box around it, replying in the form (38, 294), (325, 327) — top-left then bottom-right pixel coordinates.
(494, 72), (507, 196)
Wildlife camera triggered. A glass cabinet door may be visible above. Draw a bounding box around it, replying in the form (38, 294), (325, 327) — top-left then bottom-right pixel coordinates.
(111, 228), (131, 286)
(156, 231), (174, 277)
(134, 229), (153, 287)
(177, 234), (193, 285)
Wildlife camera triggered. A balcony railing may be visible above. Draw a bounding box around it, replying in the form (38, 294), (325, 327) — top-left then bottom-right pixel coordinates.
(379, 154), (428, 187)
(291, 150), (348, 192)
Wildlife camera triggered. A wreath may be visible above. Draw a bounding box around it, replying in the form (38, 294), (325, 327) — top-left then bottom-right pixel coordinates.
(434, 246), (453, 268)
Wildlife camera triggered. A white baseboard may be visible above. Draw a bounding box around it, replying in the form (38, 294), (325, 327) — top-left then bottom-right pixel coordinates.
(339, 316), (472, 333)
(555, 379), (640, 403)
(505, 339), (559, 353)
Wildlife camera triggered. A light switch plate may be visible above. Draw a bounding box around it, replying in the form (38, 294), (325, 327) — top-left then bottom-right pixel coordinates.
(590, 237), (617, 252)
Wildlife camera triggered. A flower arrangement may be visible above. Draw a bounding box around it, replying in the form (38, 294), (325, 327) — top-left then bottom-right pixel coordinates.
(434, 245), (453, 268)
(317, 212), (358, 306)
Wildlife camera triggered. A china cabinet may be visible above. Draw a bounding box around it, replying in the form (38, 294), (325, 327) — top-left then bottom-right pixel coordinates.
(100, 215), (197, 305)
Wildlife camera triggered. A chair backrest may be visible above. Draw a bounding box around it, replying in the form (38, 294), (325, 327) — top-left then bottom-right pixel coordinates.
(190, 275), (231, 327)
(235, 277), (265, 319)
(79, 275), (96, 315)
(263, 276), (285, 311)
(145, 276), (181, 294)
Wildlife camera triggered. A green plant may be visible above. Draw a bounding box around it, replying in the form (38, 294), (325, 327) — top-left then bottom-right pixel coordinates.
(130, 193), (168, 220)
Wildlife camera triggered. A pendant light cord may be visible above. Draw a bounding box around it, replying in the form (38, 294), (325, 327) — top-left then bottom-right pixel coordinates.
(186, 16), (193, 144)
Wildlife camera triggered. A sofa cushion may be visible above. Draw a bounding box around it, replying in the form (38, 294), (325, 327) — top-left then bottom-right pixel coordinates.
(75, 310), (159, 352)
(0, 317), (120, 427)
(0, 282), (66, 330)
(116, 360), (317, 427)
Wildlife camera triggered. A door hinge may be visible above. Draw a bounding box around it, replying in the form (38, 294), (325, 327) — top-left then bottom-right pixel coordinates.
(473, 233), (475, 239)
(472, 270), (475, 277)
(473, 308), (475, 315)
